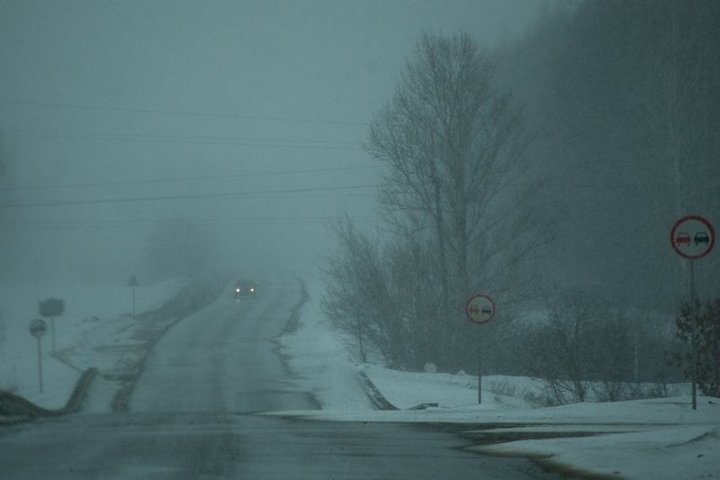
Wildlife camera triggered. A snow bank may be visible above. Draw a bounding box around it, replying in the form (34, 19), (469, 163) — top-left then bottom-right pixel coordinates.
(278, 278), (373, 411)
(0, 278), (186, 408)
(279, 275), (720, 480)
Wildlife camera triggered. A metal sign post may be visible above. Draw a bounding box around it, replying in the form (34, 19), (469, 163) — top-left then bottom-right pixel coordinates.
(36, 337), (43, 393)
(39, 298), (64, 352)
(465, 293), (496, 405)
(29, 318), (48, 393)
(477, 335), (484, 405)
(127, 275), (140, 317)
(670, 215), (715, 410)
(690, 260), (698, 410)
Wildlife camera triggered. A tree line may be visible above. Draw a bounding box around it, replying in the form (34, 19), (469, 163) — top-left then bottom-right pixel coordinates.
(322, 0), (720, 402)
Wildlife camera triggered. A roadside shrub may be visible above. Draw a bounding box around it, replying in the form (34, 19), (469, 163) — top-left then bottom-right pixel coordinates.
(672, 299), (720, 397)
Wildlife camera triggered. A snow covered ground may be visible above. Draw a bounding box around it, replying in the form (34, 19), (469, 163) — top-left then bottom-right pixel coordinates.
(0, 278), (187, 408)
(2, 275), (719, 479)
(279, 279), (720, 480)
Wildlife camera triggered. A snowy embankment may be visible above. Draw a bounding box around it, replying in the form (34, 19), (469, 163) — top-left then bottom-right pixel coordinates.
(278, 279), (374, 412)
(0, 278), (188, 410)
(279, 278), (720, 480)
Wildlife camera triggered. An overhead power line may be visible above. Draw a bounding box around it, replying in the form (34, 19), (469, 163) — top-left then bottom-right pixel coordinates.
(0, 184), (379, 209)
(4, 215), (379, 230)
(0, 165), (381, 193)
(4, 129), (364, 151)
(0, 100), (369, 127)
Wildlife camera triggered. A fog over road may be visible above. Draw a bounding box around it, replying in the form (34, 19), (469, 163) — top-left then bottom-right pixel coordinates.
(0, 278), (560, 479)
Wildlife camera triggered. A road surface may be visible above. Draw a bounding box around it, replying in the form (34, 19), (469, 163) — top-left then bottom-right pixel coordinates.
(0, 277), (562, 479)
(130, 278), (317, 413)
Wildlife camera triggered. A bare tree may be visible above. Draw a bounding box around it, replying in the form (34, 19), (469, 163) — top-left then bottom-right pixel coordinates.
(673, 299), (720, 397)
(367, 31), (529, 295)
(363, 32), (540, 369)
(321, 216), (399, 365)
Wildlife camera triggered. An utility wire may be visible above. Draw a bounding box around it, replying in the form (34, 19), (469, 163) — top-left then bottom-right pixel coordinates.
(0, 165), (381, 192)
(4, 129), (364, 151)
(0, 100), (369, 127)
(0, 184), (379, 209)
(4, 215), (379, 230)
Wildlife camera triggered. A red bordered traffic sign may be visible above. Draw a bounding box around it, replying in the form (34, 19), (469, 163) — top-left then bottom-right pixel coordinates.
(465, 293), (496, 325)
(670, 215), (715, 260)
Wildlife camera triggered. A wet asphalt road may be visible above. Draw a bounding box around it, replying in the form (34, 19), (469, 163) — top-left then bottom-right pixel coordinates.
(0, 278), (562, 479)
(0, 412), (565, 479)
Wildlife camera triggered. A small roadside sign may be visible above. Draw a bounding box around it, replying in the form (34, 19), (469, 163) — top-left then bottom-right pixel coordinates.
(465, 293), (496, 325)
(670, 215), (715, 411)
(670, 215), (715, 260)
(39, 298), (65, 318)
(29, 318), (48, 338)
(465, 292), (496, 405)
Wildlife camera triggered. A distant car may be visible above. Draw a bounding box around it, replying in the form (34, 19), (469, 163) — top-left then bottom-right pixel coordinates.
(233, 280), (257, 298)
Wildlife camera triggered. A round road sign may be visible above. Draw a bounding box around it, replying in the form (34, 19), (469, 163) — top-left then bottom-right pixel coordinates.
(670, 215), (715, 260)
(465, 293), (496, 325)
(29, 318), (48, 338)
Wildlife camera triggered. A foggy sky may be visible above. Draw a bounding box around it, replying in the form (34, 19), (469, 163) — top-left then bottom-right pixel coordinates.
(0, 0), (544, 283)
